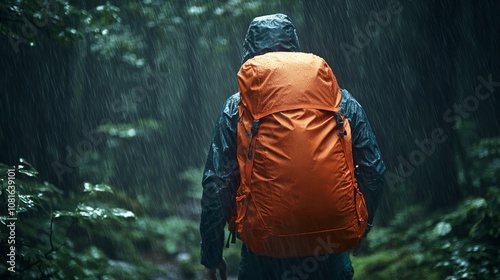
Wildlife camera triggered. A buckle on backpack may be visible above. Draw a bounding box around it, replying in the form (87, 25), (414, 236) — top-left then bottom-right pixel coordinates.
(334, 112), (347, 136)
(334, 112), (344, 128)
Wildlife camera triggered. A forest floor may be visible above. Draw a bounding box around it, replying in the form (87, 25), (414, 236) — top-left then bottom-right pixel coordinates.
(148, 190), (499, 280)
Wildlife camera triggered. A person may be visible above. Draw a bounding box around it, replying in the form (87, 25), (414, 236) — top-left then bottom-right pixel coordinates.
(200, 13), (386, 280)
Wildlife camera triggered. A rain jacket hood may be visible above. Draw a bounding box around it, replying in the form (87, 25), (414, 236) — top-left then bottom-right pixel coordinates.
(242, 13), (300, 63)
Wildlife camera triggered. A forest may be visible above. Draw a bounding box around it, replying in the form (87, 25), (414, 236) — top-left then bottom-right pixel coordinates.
(0, 0), (499, 279)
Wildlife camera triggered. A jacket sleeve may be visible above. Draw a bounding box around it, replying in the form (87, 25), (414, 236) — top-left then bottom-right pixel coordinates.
(200, 94), (240, 269)
(341, 90), (386, 229)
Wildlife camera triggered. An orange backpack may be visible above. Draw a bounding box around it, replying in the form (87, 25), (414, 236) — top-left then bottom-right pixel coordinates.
(232, 52), (367, 258)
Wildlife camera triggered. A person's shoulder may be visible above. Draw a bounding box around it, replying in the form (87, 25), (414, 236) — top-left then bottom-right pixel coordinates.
(222, 92), (240, 117)
(341, 89), (362, 108)
(226, 92), (240, 104)
(340, 88), (364, 116)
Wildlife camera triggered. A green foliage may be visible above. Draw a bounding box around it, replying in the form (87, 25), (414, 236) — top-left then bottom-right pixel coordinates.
(353, 188), (500, 280)
(180, 167), (204, 200)
(133, 216), (200, 257)
(355, 136), (500, 279)
(469, 137), (500, 188)
(97, 119), (161, 139)
(78, 118), (166, 203)
(178, 258), (198, 279)
(0, 0), (79, 44)
(352, 136), (499, 279)
(223, 237), (243, 276)
(0, 160), (147, 279)
(163, 217), (199, 255)
(0, 0), (136, 50)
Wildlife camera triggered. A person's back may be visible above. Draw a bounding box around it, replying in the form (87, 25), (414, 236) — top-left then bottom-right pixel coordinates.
(200, 13), (386, 280)
(233, 51), (368, 258)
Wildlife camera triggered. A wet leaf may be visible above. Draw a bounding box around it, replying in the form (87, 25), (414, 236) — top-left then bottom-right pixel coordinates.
(53, 210), (76, 218)
(83, 182), (114, 194)
(110, 208), (135, 219)
(18, 167), (39, 177)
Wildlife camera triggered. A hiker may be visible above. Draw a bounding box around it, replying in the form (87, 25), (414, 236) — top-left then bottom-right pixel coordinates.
(200, 13), (386, 280)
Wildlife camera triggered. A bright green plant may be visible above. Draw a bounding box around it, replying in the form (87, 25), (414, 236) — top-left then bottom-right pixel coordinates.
(0, 159), (146, 279)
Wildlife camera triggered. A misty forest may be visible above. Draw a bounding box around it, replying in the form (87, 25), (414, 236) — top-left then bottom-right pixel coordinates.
(1, 0), (499, 279)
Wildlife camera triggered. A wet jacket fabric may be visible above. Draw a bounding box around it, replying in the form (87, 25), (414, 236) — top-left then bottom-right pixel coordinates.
(200, 13), (386, 270)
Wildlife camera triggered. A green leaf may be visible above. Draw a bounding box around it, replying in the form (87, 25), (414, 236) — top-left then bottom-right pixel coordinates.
(39, 181), (64, 195)
(76, 205), (107, 219)
(0, 162), (12, 176)
(70, 204), (135, 220)
(19, 157), (36, 169)
(110, 208), (135, 219)
(16, 158), (39, 177)
(53, 210), (77, 218)
(18, 168), (39, 177)
(83, 182), (114, 194)
(17, 194), (36, 212)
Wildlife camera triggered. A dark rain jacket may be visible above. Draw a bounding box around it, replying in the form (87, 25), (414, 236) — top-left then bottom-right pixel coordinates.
(200, 14), (386, 269)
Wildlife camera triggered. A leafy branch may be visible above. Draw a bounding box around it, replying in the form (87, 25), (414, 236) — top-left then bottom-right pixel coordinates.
(0, 160), (136, 279)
